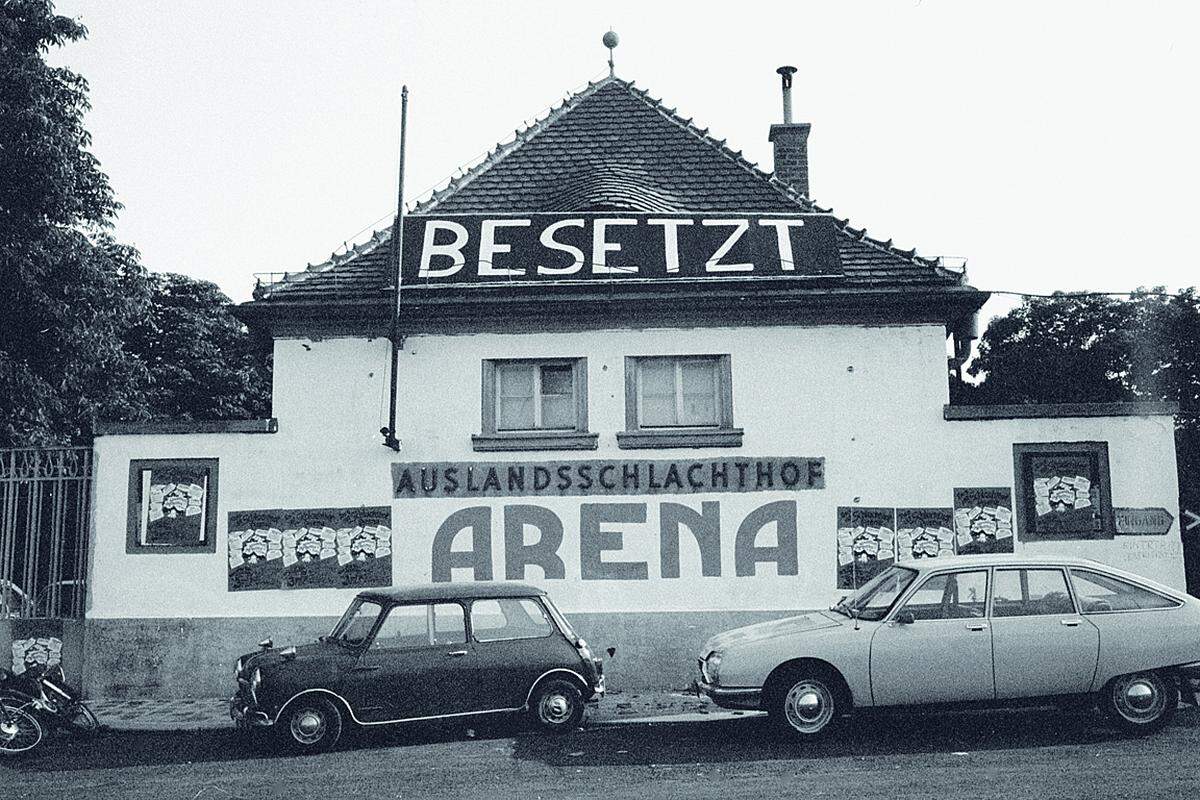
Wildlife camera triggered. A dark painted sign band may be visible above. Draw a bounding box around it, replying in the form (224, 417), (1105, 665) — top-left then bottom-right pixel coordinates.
(392, 457), (825, 499)
(401, 213), (843, 285)
(1114, 507), (1174, 535)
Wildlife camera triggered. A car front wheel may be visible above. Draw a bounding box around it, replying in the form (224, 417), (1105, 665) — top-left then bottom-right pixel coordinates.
(766, 669), (843, 739)
(278, 695), (344, 753)
(529, 679), (584, 733)
(1100, 670), (1177, 734)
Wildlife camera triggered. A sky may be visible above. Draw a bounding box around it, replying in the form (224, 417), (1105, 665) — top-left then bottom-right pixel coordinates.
(50, 1), (1200, 321)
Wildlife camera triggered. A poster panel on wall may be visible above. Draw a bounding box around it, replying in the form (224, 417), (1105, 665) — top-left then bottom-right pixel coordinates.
(895, 508), (956, 561)
(836, 507), (896, 590)
(9, 618), (64, 676)
(126, 458), (219, 553)
(953, 488), (1014, 555)
(1013, 442), (1114, 541)
(227, 506), (392, 592)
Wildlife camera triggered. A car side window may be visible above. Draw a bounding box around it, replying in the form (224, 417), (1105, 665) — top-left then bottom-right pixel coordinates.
(992, 569), (1075, 617)
(432, 603), (467, 645)
(471, 598), (554, 642)
(1069, 570), (1180, 613)
(372, 604), (431, 649)
(897, 571), (988, 620)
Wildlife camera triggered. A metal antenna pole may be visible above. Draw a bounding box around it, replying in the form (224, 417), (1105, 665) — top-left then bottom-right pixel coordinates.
(382, 86), (408, 451)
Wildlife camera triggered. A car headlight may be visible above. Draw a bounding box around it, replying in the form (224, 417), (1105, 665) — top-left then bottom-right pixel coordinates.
(235, 658), (244, 680)
(704, 651), (722, 685)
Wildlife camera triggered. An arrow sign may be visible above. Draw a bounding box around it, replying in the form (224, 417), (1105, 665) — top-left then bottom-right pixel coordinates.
(1114, 507), (1175, 536)
(1185, 509), (1200, 532)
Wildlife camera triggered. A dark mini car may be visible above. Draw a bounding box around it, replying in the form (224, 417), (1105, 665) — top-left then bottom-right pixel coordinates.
(230, 583), (605, 752)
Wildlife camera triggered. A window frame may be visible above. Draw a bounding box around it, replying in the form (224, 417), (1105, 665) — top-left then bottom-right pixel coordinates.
(473, 358), (597, 451)
(1068, 568), (1183, 614)
(367, 601), (468, 652)
(896, 569), (990, 622)
(988, 567), (1080, 618)
(618, 354), (742, 449)
(468, 597), (556, 643)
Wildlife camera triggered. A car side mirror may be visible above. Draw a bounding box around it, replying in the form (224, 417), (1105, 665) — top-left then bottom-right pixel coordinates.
(893, 610), (915, 625)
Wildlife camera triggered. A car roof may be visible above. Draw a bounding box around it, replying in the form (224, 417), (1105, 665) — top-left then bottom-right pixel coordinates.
(899, 553), (1109, 572)
(357, 582), (547, 604)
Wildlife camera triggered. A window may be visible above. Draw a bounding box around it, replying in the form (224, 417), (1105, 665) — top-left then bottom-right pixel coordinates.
(470, 598), (554, 642)
(832, 565), (917, 622)
(371, 603), (466, 650)
(474, 359), (596, 451)
(992, 568), (1076, 617)
(898, 571), (988, 621)
(618, 355), (742, 449)
(1069, 570), (1180, 613)
(332, 599), (385, 646)
(125, 458), (218, 554)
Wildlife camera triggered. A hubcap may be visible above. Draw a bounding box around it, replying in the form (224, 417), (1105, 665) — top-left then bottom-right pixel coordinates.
(784, 680), (834, 734)
(290, 708), (327, 745)
(1, 719), (17, 739)
(539, 692), (573, 725)
(1112, 674), (1165, 724)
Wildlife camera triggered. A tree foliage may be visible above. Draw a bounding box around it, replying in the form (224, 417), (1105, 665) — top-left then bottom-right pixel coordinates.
(1, 1), (269, 447)
(123, 273), (271, 422)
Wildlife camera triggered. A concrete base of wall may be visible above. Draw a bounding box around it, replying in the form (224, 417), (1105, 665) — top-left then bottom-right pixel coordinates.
(82, 610), (803, 698)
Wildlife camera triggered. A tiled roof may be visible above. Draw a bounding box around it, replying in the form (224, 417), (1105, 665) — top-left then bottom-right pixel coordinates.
(255, 76), (965, 302)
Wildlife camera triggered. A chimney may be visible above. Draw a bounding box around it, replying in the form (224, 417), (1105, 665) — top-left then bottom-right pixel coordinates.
(769, 65), (811, 197)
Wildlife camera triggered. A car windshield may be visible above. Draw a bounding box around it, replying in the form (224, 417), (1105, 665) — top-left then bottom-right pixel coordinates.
(328, 598), (385, 646)
(831, 565), (918, 622)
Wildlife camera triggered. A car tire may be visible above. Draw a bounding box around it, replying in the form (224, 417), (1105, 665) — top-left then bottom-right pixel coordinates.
(278, 695), (344, 753)
(765, 667), (844, 740)
(1099, 670), (1177, 735)
(529, 679), (584, 733)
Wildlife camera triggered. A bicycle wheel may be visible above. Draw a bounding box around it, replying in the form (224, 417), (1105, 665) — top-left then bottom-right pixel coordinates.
(0, 703), (44, 754)
(63, 702), (99, 734)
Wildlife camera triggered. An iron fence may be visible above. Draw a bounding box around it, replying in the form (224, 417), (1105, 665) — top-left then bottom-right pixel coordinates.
(0, 447), (92, 619)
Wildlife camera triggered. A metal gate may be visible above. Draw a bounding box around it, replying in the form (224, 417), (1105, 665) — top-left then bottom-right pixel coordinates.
(0, 447), (92, 620)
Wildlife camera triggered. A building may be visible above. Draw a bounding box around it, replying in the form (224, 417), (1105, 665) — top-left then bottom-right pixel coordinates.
(81, 68), (1183, 698)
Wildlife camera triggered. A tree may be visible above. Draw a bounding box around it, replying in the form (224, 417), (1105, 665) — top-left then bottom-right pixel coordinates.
(123, 273), (271, 422)
(1, 0), (155, 447)
(962, 289), (1200, 591)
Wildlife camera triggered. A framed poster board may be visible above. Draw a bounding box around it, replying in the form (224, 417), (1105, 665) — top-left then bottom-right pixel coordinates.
(1013, 441), (1114, 541)
(126, 458), (218, 553)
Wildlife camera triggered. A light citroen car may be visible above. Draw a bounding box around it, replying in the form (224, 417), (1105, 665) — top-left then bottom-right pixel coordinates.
(696, 554), (1200, 739)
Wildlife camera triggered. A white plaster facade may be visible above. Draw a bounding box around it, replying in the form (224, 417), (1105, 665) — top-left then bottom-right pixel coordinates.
(89, 321), (1186, 623)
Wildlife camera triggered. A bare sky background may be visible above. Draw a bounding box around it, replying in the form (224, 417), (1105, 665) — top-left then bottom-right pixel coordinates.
(51, 1), (1200, 320)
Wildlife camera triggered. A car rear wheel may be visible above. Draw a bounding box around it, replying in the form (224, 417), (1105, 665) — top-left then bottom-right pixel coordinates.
(765, 668), (844, 739)
(1100, 670), (1177, 734)
(278, 695), (343, 753)
(529, 679), (584, 733)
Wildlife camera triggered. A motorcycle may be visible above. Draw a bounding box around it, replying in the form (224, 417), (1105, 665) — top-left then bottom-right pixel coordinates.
(0, 663), (98, 738)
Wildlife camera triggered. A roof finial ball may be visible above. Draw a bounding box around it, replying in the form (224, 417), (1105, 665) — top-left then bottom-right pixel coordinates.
(603, 29), (619, 77)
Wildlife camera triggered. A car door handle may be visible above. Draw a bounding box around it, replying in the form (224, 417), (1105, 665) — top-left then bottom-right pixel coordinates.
(965, 622), (988, 632)
(447, 650), (468, 657)
(1060, 619), (1082, 627)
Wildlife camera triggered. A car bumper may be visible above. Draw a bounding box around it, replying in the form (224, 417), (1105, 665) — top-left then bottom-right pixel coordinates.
(696, 680), (762, 711)
(229, 694), (273, 728)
